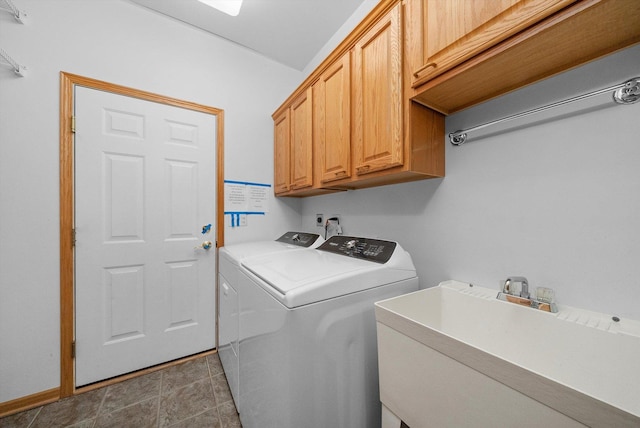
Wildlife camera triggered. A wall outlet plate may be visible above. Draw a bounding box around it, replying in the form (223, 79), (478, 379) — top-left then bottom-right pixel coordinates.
(316, 214), (324, 227)
(326, 215), (342, 236)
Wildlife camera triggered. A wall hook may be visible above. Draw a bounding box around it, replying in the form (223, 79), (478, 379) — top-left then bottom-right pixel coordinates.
(0, 0), (27, 23)
(0, 48), (27, 77)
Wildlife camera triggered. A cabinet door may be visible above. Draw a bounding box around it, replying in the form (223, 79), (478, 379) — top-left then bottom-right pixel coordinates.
(353, 3), (403, 176)
(289, 88), (314, 190)
(273, 110), (290, 195)
(315, 54), (351, 184)
(411, 0), (575, 87)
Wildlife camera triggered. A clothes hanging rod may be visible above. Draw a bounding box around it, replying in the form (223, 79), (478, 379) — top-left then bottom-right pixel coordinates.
(0, 47), (27, 76)
(449, 76), (640, 146)
(0, 0), (27, 23)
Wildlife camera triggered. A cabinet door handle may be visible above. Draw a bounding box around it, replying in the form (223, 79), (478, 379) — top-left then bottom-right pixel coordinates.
(334, 171), (347, 177)
(413, 62), (437, 78)
(356, 165), (371, 173)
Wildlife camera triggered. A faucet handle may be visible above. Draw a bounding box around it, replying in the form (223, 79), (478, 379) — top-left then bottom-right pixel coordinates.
(502, 279), (512, 294)
(503, 276), (529, 299)
(536, 287), (556, 304)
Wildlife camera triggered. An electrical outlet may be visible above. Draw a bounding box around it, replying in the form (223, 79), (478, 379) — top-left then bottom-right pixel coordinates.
(316, 214), (324, 227)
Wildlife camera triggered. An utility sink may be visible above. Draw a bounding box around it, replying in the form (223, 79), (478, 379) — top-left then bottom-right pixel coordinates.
(374, 280), (640, 428)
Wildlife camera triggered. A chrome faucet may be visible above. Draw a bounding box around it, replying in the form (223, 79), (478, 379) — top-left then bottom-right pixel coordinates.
(504, 276), (529, 299)
(498, 276), (558, 313)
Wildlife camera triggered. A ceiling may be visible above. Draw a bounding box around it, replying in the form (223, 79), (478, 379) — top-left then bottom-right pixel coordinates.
(128, 0), (367, 71)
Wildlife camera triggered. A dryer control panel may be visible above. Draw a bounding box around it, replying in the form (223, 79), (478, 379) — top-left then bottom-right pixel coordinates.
(276, 232), (321, 247)
(317, 236), (397, 264)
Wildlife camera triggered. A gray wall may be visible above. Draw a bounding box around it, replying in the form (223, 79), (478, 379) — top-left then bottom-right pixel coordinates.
(0, 0), (301, 402)
(301, 44), (640, 321)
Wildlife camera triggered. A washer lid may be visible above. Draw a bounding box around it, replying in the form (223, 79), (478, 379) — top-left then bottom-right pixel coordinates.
(221, 232), (323, 262)
(241, 238), (416, 308)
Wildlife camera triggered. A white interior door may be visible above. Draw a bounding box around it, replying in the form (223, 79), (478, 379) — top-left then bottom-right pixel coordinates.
(74, 86), (217, 386)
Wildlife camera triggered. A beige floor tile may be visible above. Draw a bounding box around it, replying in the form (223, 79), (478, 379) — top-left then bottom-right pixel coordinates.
(66, 419), (96, 428)
(211, 373), (233, 405)
(167, 408), (221, 428)
(100, 371), (162, 414)
(0, 354), (241, 428)
(161, 358), (209, 395)
(29, 388), (105, 428)
(0, 407), (41, 428)
(206, 353), (224, 377)
(94, 397), (158, 428)
(158, 378), (215, 428)
(218, 400), (242, 428)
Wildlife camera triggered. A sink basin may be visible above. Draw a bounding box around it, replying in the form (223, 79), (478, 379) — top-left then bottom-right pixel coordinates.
(375, 280), (640, 428)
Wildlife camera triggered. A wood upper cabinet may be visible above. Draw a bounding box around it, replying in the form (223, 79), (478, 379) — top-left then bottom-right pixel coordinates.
(352, 2), (403, 176)
(409, 0), (575, 88)
(273, 88), (313, 195)
(314, 53), (351, 185)
(273, 0), (445, 197)
(410, 0), (640, 114)
(273, 109), (290, 194)
(289, 88), (313, 190)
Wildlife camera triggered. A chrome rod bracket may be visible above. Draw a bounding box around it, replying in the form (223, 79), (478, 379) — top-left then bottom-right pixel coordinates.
(448, 131), (467, 146)
(613, 77), (640, 105)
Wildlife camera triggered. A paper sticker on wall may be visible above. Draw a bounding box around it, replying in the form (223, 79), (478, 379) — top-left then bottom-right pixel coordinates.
(224, 180), (270, 227)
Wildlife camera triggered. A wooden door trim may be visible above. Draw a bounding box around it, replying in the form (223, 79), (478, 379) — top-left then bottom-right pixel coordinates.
(59, 72), (225, 397)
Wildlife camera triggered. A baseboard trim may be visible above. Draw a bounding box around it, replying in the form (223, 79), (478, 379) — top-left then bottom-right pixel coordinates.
(0, 388), (60, 418)
(0, 349), (218, 418)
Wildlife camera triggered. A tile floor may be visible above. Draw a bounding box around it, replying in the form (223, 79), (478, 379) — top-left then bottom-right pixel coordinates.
(0, 353), (241, 428)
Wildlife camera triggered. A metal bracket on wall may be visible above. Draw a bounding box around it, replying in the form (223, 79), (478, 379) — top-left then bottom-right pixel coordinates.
(0, 47), (27, 77)
(613, 77), (640, 105)
(0, 0), (27, 23)
(0, 1), (28, 76)
(449, 76), (640, 146)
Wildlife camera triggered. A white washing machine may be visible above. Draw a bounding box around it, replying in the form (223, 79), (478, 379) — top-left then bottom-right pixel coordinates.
(235, 235), (419, 428)
(218, 231), (323, 410)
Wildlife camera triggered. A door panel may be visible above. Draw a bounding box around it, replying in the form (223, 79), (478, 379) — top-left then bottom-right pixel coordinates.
(104, 153), (144, 241)
(316, 54), (351, 184)
(411, 0), (575, 86)
(289, 88), (313, 190)
(273, 110), (290, 194)
(74, 86), (217, 386)
(353, 3), (403, 175)
(104, 265), (144, 342)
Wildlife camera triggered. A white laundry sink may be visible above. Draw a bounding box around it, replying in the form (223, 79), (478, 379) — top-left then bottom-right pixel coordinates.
(374, 280), (640, 428)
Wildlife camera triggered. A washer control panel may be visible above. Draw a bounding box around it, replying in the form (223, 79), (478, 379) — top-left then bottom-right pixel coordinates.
(276, 231), (321, 247)
(317, 236), (397, 263)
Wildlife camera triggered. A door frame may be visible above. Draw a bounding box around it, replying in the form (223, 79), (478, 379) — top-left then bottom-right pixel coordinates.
(59, 72), (225, 397)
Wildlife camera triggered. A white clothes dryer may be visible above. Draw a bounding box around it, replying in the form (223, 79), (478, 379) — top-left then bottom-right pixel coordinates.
(236, 235), (418, 428)
(217, 231), (323, 409)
